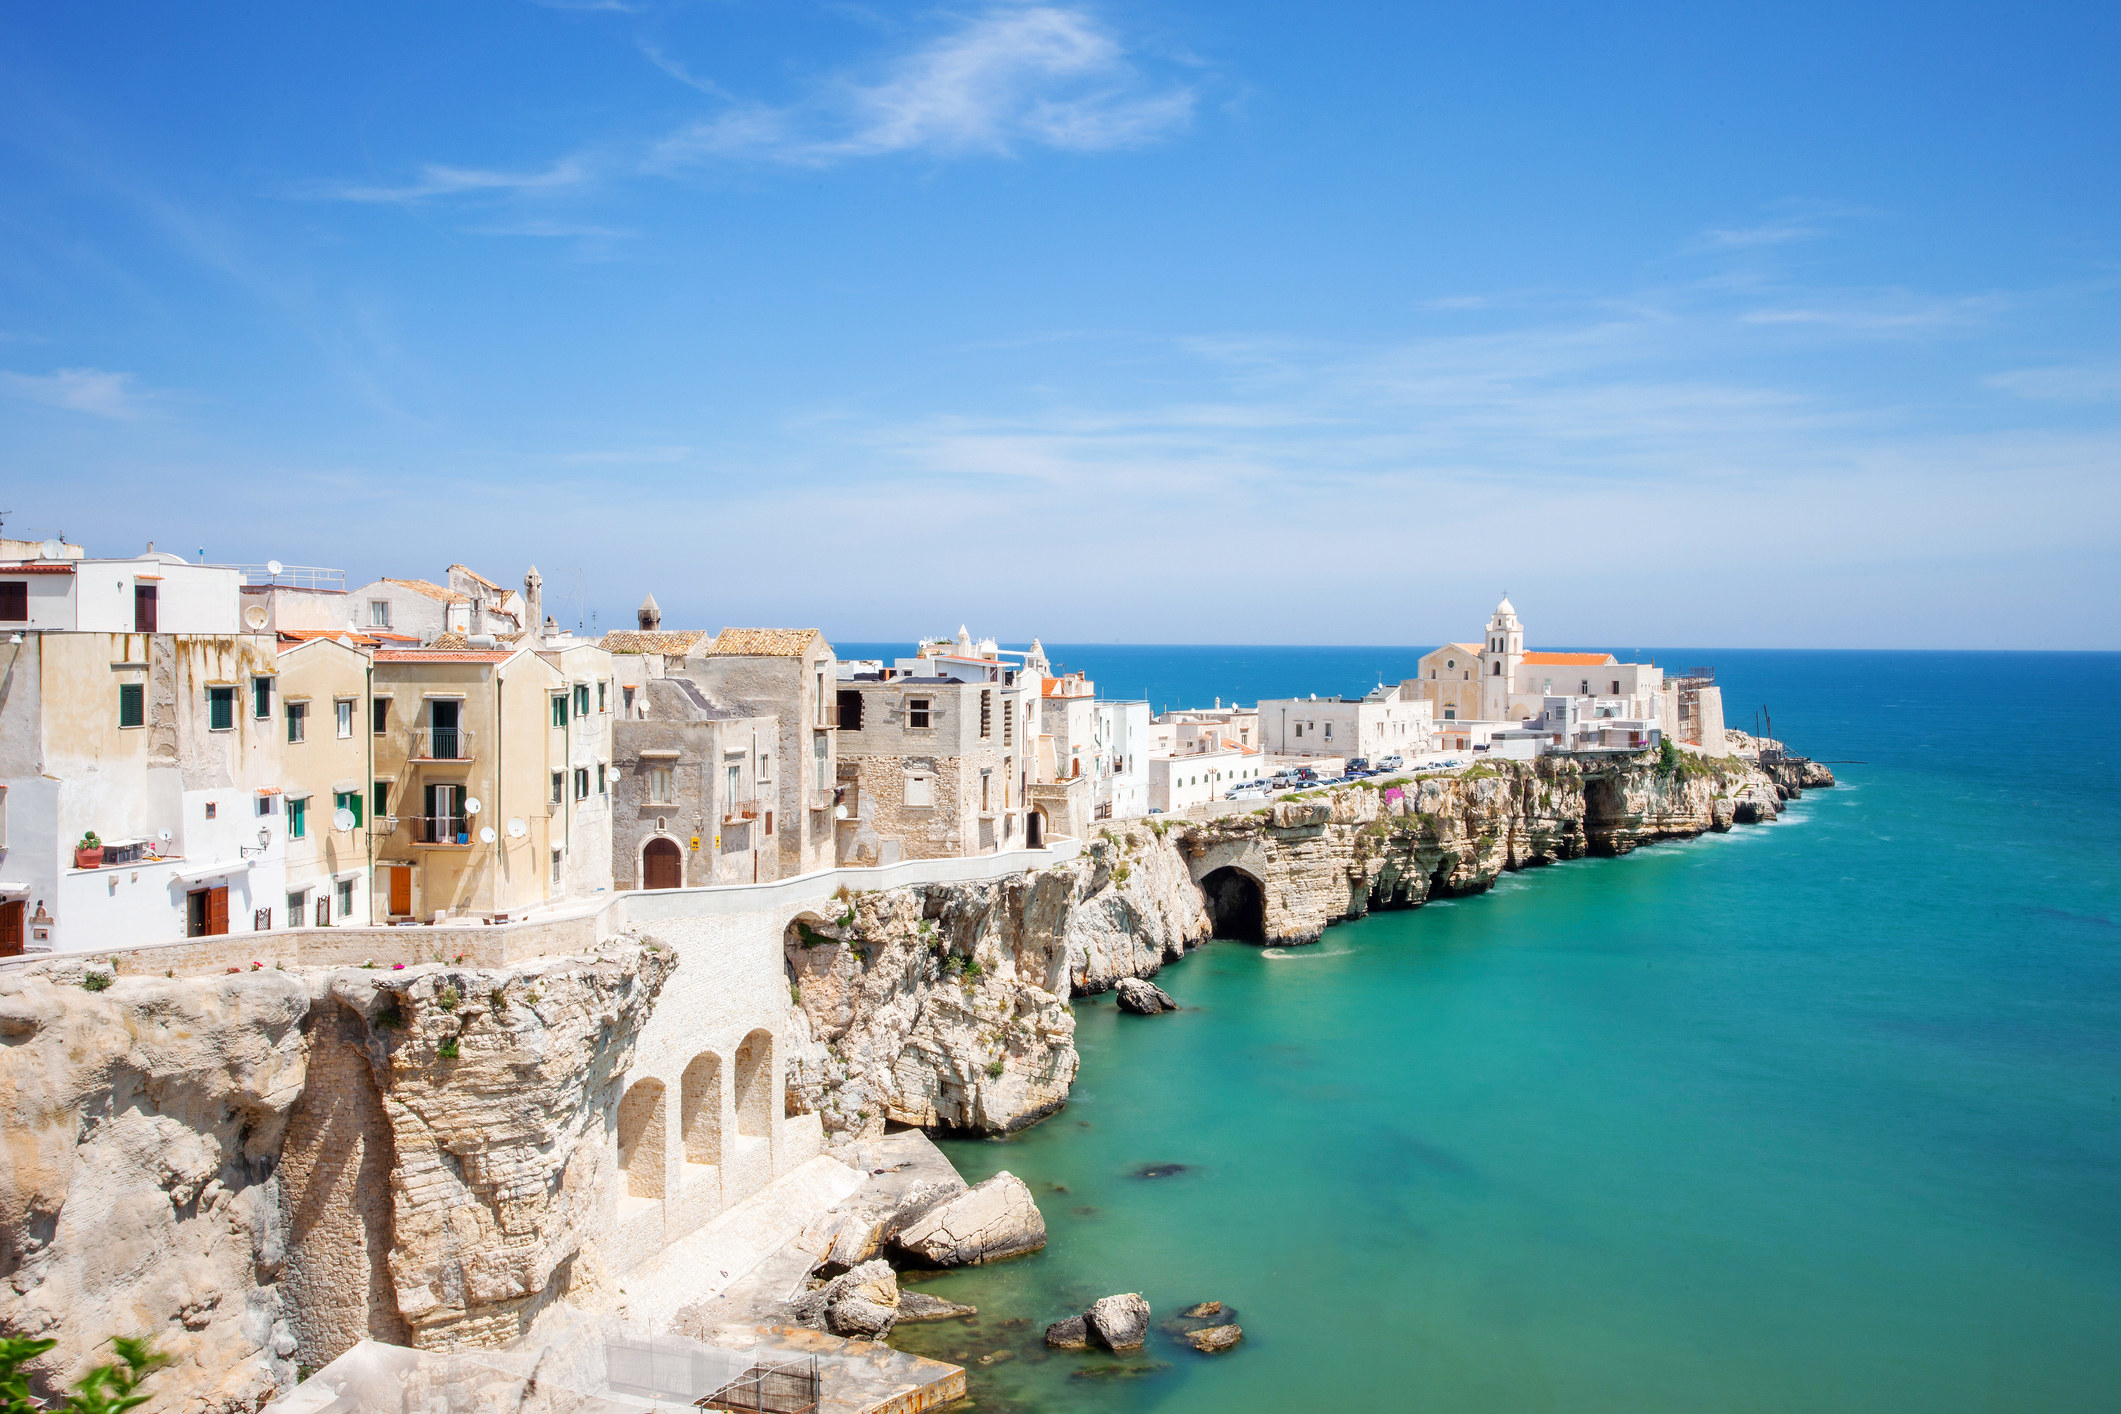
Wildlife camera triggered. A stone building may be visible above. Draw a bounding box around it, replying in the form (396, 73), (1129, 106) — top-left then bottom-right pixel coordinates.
(610, 678), (778, 890)
(1405, 643), (1484, 722)
(688, 629), (839, 879)
(833, 631), (1034, 861)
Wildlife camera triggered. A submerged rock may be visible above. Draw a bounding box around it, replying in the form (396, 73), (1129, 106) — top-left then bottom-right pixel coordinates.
(896, 1292), (978, 1323)
(1085, 1293), (1152, 1352)
(1184, 1323), (1243, 1353)
(1179, 1300), (1223, 1319)
(892, 1170), (1047, 1266)
(1044, 1315), (1090, 1350)
(1115, 977), (1178, 1014)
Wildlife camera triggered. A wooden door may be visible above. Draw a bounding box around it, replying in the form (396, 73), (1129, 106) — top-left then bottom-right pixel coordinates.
(0, 901), (23, 958)
(206, 886), (229, 936)
(388, 866), (412, 917)
(642, 839), (682, 890)
(134, 583), (157, 632)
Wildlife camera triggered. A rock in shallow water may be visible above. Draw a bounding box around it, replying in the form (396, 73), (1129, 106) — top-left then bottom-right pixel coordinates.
(1184, 1323), (1243, 1353)
(896, 1292), (978, 1322)
(892, 1170), (1047, 1266)
(1044, 1315), (1090, 1350)
(1115, 977), (1178, 1014)
(1179, 1300), (1223, 1319)
(1085, 1293), (1152, 1351)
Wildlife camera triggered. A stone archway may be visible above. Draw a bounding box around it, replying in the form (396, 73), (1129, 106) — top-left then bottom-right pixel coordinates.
(616, 1078), (666, 1199)
(733, 1030), (773, 1140)
(1200, 866), (1266, 943)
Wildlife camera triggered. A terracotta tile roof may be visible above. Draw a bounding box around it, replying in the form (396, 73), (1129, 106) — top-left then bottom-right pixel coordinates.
(602, 629), (712, 656)
(382, 577), (469, 604)
(704, 627), (822, 658)
(1521, 651), (1616, 666)
(277, 628), (382, 648)
(0, 563), (77, 574)
(428, 632), (472, 649)
(373, 649), (513, 663)
(448, 564), (504, 592)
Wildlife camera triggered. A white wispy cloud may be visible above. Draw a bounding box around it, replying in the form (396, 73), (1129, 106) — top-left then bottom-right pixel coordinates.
(1696, 220), (1824, 249)
(0, 367), (150, 419)
(653, 5), (1195, 166)
(1985, 364), (2121, 401)
(311, 159), (591, 205)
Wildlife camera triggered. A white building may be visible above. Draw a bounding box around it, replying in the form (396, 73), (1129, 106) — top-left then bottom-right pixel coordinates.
(1093, 700), (1152, 820)
(1256, 683), (1436, 763)
(1148, 743), (1268, 814)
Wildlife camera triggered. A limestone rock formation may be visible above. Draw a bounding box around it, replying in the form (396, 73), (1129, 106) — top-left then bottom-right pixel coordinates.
(0, 942), (672, 1414)
(791, 1259), (900, 1338)
(1114, 978), (1177, 1014)
(782, 840), (1206, 1139)
(895, 1292), (978, 1322)
(890, 1171), (1046, 1267)
(1179, 1300), (1223, 1319)
(1084, 1293), (1151, 1351)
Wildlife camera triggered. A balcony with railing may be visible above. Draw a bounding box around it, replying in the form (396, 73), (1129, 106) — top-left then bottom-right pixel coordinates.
(410, 727), (477, 761)
(405, 816), (474, 845)
(723, 797), (760, 823)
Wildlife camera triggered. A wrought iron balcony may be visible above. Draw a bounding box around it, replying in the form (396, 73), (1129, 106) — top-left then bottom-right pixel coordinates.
(410, 727), (476, 761)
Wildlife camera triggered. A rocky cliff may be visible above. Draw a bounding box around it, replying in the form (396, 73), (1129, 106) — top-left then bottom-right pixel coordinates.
(782, 830), (1210, 1142)
(0, 943), (671, 1414)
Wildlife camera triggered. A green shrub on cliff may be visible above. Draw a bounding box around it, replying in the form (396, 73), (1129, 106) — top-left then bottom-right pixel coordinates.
(1658, 738), (1681, 774)
(1, 1335), (167, 1414)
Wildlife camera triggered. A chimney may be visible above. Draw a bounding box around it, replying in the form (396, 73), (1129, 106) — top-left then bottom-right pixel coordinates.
(638, 593), (661, 631)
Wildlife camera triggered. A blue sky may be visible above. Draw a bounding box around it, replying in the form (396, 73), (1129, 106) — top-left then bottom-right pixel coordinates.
(3, 1), (2117, 648)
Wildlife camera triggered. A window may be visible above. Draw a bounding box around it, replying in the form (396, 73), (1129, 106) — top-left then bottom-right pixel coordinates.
(287, 892), (306, 927)
(373, 698), (390, 734)
(1493, 662), (1501, 675)
(596, 763), (607, 796)
(597, 681), (608, 712)
(551, 771), (564, 805)
(1612, 680), (1621, 696)
(285, 700), (307, 743)
(764, 811), (773, 836)
(980, 690), (992, 738)
(649, 766), (674, 803)
(552, 695), (568, 727)
(837, 689), (864, 731)
(1324, 723), (1333, 739)
(288, 796), (308, 839)
(118, 682), (145, 728)
(0, 581), (26, 622)
(908, 697), (931, 728)
(369, 600), (391, 628)
(373, 780), (390, 820)
(334, 790), (364, 827)
(253, 676), (273, 719)
(1294, 723), (1303, 738)
(981, 770), (991, 812)
(816, 669), (827, 725)
(336, 700), (354, 738)
(205, 801), (217, 819)
(622, 685), (636, 715)
(758, 753), (770, 783)
(336, 878), (355, 919)
(257, 792), (276, 817)
(551, 849), (563, 884)
(255, 908), (272, 932)
(574, 768), (589, 800)
(726, 763), (741, 802)
(905, 774), (933, 808)
(1002, 698), (1012, 745)
(315, 893), (331, 927)
(207, 685), (235, 731)
(574, 684), (590, 717)
(134, 583), (157, 632)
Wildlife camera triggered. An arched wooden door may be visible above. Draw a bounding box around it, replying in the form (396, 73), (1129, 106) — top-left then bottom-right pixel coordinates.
(643, 837), (683, 890)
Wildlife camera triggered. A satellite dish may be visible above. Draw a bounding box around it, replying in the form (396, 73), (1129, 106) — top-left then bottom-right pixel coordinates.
(158, 828), (173, 843)
(834, 805), (849, 820)
(332, 808), (357, 832)
(464, 797), (482, 815)
(266, 560), (283, 576)
(479, 826), (497, 844)
(506, 818), (527, 839)
(39, 539), (62, 560)
(243, 604), (270, 630)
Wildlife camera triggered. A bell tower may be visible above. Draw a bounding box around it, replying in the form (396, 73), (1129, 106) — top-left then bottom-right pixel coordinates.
(1479, 595), (1524, 720)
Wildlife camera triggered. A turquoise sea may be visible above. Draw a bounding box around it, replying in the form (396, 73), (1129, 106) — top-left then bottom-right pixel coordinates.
(863, 649), (2121, 1413)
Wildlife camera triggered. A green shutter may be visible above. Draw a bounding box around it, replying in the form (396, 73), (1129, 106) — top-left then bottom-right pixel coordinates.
(118, 682), (144, 728)
(288, 797), (306, 839)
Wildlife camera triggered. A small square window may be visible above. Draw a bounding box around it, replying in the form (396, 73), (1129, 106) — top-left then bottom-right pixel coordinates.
(372, 698), (390, 734)
(205, 800), (217, 820)
(551, 771), (564, 805)
(369, 600), (391, 628)
(908, 697), (931, 729)
(574, 768), (589, 800)
(207, 685), (236, 731)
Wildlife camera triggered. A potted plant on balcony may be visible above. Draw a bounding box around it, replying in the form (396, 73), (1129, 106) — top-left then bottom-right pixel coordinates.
(75, 831), (104, 869)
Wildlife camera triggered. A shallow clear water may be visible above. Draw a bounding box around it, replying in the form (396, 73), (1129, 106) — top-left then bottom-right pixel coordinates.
(881, 650), (2121, 1412)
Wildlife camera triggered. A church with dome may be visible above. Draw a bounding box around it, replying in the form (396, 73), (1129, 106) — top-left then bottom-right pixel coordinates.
(1404, 597), (1678, 744)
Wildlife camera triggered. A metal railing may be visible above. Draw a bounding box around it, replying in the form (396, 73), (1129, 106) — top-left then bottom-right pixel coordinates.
(407, 816), (473, 845)
(699, 1358), (820, 1414)
(235, 564), (346, 591)
(410, 727), (476, 760)
(723, 797), (760, 823)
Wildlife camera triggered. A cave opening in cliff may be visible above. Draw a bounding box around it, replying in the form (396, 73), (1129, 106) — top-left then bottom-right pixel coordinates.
(1584, 774), (1629, 856)
(1201, 867), (1266, 944)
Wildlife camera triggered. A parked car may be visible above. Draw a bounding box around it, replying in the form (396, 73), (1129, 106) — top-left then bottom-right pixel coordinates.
(1345, 758), (1371, 775)
(1378, 755), (1404, 770)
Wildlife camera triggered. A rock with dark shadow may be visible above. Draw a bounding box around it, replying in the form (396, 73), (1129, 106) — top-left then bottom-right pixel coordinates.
(892, 1170), (1047, 1267)
(1085, 1293), (1152, 1351)
(1044, 1315), (1090, 1350)
(1184, 1323), (1243, 1353)
(1115, 978), (1178, 1014)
